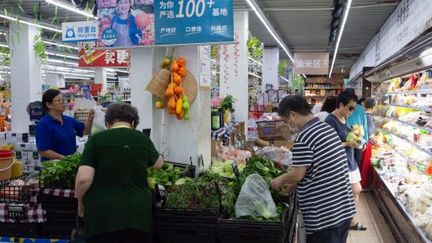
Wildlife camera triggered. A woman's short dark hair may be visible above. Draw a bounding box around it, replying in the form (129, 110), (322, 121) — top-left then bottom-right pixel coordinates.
(278, 95), (311, 117)
(357, 97), (366, 105)
(321, 96), (337, 113)
(105, 103), (139, 128)
(42, 89), (61, 112)
(365, 98), (376, 109)
(336, 91), (357, 108)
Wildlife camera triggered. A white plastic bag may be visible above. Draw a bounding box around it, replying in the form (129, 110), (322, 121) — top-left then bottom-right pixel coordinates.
(91, 107), (106, 134)
(235, 174), (277, 219)
(257, 146), (292, 166)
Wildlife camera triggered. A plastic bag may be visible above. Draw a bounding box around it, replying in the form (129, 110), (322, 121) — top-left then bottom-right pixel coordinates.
(256, 146), (292, 167)
(91, 107), (106, 134)
(235, 173), (277, 219)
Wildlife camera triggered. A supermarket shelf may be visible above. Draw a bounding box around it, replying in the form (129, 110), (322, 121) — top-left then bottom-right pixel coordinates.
(378, 128), (432, 157)
(304, 87), (343, 90)
(388, 104), (432, 112)
(248, 57), (263, 66)
(376, 116), (432, 133)
(248, 72), (262, 79)
(385, 89), (432, 95)
(373, 169), (431, 243)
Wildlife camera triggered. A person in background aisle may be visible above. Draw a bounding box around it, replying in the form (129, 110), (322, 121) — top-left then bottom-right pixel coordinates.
(360, 98), (377, 188)
(272, 95), (355, 243)
(36, 89), (94, 162)
(325, 91), (366, 231)
(357, 97), (366, 107)
(311, 98), (322, 114)
(344, 89), (368, 167)
(75, 103), (164, 243)
(314, 96), (337, 121)
(364, 98), (376, 139)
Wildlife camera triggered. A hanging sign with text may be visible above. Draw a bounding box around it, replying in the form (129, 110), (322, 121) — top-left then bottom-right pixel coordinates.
(78, 49), (130, 67)
(294, 52), (329, 75)
(96, 0), (233, 48)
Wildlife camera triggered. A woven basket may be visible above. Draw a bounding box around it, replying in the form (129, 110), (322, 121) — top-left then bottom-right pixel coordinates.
(146, 68), (171, 98)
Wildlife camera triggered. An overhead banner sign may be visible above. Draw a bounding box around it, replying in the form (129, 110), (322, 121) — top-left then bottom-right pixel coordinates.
(62, 21), (99, 43)
(96, 0), (233, 48)
(294, 52), (329, 75)
(78, 49), (130, 67)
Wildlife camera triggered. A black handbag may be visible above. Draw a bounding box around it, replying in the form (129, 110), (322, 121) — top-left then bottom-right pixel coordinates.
(70, 215), (86, 243)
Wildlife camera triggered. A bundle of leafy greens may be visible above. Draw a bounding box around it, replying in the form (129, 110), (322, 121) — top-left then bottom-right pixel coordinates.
(40, 153), (81, 188)
(165, 173), (219, 210)
(147, 163), (193, 189)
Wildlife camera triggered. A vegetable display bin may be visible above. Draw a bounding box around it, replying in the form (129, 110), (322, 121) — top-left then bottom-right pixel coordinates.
(38, 190), (77, 239)
(0, 150), (14, 181)
(216, 207), (291, 243)
(0, 223), (41, 238)
(153, 207), (219, 243)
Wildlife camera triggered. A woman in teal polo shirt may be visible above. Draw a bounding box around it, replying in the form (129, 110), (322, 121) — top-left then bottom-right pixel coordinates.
(36, 89), (94, 161)
(75, 103), (164, 242)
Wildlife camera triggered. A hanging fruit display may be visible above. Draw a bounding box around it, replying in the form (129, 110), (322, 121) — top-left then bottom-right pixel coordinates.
(154, 56), (191, 120)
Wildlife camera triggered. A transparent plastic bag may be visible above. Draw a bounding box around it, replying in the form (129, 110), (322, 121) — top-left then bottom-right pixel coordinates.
(91, 107), (106, 134)
(235, 173), (277, 219)
(257, 146), (292, 166)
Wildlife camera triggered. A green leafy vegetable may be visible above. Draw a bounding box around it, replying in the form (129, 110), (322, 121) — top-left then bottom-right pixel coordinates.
(40, 153), (81, 188)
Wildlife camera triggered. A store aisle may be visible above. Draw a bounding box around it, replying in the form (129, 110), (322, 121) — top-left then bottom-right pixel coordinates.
(348, 192), (396, 243)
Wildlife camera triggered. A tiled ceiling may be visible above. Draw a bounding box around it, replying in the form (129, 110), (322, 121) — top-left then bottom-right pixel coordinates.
(236, 0), (400, 73)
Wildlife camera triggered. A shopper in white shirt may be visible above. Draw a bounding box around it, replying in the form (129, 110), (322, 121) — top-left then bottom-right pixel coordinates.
(314, 96), (337, 121)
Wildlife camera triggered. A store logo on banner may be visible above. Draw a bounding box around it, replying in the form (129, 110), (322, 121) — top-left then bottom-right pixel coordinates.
(78, 42), (129, 67)
(62, 21), (99, 43)
(96, 0), (233, 48)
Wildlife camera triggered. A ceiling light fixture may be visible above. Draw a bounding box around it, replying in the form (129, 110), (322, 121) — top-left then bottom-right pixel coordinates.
(47, 58), (78, 66)
(45, 0), (97, 19)
(0, 43), (8, 48)
(0, 14), (62, 33)
(328, 0), (353, 78)
(46, 51), (79, 60)
(44, 40), (78, 50)
(245, 0), (294, 62)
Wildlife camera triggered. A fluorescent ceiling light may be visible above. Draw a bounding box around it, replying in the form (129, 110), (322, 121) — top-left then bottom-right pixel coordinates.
(0, 43), (8, 48)
(47, 51), (79, 60)
(45, 0), (97, 19)
(0, 13), (61, 33)
(48, 58), (78, 66)
(245, 0), (294, 63)
(44, 40), (78, 50)
(107, 68), (129, 74)
(329, 0), (353, 78)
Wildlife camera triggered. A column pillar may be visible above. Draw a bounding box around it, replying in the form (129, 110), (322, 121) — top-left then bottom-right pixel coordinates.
(94, 68), (107, 93)
(263, 47), (279, 90)
(9, 22), (42, 132)
(219, 10), (249, 135)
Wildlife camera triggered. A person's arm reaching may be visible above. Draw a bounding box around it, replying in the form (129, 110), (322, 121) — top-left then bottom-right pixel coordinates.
(38, 150), (65, 160)
(75, 165), (95, 217)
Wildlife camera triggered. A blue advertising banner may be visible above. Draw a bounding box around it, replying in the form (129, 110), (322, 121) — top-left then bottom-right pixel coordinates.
(154, 0), (234, 45)
(96, 0), (233, 48)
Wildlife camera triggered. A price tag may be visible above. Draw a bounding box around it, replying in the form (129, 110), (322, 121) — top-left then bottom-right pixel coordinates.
(8, 204), (25, 220)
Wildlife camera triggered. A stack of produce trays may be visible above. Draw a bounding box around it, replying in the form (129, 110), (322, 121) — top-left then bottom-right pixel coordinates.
(0, 174), (41, 238)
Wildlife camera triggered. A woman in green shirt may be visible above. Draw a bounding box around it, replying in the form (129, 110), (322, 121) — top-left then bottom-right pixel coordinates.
(75, 103), (164, 243)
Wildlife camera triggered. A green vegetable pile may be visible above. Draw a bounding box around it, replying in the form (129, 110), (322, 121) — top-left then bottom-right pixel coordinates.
(160, 156), (290, 221)
(40, 153), (81, 188)
(165, 173), (219, 210)
(147, 163), (193, 189)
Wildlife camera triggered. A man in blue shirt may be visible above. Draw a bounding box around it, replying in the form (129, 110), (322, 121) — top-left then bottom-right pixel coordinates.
(36, 89), (94, 162)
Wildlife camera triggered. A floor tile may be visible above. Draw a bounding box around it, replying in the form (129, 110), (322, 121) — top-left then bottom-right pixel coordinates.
(348, 192), (397, 243)
(350, 236), (381, 243)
